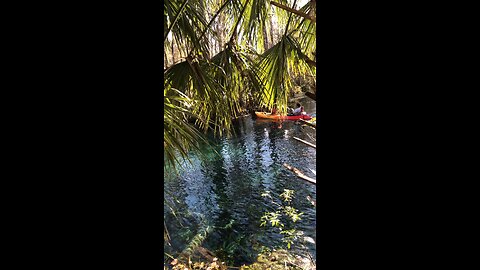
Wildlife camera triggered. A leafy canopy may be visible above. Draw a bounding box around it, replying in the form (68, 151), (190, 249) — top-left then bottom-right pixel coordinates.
(164, 0), (316, 168)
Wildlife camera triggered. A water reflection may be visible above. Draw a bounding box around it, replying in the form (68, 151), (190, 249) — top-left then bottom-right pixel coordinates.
(165, 98), (317, 265)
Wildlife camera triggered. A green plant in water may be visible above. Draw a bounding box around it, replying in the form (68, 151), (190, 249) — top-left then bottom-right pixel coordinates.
(260, 189), (304, 249)
(215, 229), (256, 265)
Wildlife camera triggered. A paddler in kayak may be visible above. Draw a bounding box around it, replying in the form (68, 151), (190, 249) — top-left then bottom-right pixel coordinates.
(271, 103), (278, 115)
(289, 103), (305, 116)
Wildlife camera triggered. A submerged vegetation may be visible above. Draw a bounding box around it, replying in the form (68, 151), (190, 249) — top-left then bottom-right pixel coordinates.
(164, 0), (316, 268)
(261, 189), (304, 250)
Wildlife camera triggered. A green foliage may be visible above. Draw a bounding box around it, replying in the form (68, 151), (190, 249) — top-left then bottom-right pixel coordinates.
(164, 88), (210, 170)
(260, 211), (283, 228)
(259, 189), (304, 250)
(164, 0), (316, 168)
(215, 234), (250, 264)
(279, 189), (294, 202)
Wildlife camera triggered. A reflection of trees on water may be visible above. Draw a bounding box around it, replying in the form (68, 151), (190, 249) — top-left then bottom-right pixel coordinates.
(164, 114), (317, 262)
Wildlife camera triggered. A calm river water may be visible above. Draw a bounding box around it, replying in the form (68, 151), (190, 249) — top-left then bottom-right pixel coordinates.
(164, 98), (316, 266)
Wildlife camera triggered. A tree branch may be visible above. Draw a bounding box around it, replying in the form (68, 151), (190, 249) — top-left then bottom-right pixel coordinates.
(283, 163), (316, 184)
(293, 136), (316, 148)
(270, 1), (316, 23)
(164, 0), (191, 42)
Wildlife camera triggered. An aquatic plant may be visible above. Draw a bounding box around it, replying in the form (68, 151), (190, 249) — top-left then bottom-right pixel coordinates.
(260, 189), (304, 249)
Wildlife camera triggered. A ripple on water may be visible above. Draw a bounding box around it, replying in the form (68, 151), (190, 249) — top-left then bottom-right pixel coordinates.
(165, 100), (317, 264)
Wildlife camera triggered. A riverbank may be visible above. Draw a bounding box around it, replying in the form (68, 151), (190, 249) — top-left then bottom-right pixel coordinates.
(167, 248), (315, 270)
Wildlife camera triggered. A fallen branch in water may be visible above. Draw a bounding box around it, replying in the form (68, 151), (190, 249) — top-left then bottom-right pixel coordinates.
(283, 163), (316, 184)
(293, 137), (316, 149)
(196, 246), (216, 262)
(164, 221), (171, 245)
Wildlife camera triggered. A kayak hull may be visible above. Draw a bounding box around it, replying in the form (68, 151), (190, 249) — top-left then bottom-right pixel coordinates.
(255, 112), (312, 120)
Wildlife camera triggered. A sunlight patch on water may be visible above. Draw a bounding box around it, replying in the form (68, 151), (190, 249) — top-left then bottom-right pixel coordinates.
(164, 98), (317, 264)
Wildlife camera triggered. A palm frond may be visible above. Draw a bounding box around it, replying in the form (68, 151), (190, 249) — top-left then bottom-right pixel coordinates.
(256, 34), (314, 113)
(163, 0), (317, 169)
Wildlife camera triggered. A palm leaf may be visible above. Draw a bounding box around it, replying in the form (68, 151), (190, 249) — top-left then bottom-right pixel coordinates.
(163, 0), (317, 169)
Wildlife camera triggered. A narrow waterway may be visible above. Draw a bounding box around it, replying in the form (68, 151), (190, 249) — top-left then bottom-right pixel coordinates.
(164, 98), (317, 266)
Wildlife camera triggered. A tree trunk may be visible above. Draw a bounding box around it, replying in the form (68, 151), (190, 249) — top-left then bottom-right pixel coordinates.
(263, 20), (269, 50)
(270, 13), (274, 46)
(164, 51), (169, 69)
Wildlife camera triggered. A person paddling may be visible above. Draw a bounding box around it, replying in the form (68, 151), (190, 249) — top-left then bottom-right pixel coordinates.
(292, 103), (305, 116)
(271, 103), (278, 115)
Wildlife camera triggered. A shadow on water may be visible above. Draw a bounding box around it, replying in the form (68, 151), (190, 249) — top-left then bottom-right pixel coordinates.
(164, 98), (316, 266)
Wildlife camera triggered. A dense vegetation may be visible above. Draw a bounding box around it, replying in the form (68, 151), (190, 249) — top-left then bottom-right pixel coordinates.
(164, 1), (317, 268)
(164, 0), (316, 168)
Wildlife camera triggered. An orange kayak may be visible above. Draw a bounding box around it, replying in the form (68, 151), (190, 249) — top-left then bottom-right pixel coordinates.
(255, 112), (312, 120)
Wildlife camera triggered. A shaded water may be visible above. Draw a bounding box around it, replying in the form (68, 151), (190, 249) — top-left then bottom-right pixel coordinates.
(164, 99), (316, 266)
